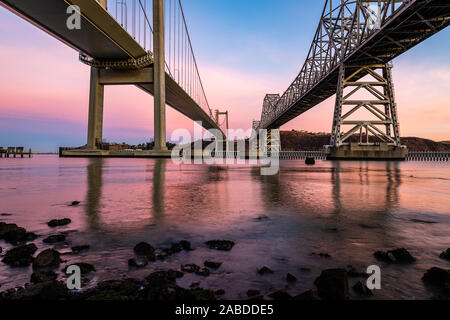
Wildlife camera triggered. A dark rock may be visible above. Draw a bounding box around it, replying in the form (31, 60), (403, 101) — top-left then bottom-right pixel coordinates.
(439, 248), (450, 261)
(300, 267), (311, 272)
(80, 278), (142, 300)
(196, 268), (210, 277)
(374, 248), (416, 263)
(257, 266), (274, 275)
(70, 201), (80, 206)
(33, 249), (61, 269)
(247, 290), (260, 297)
(205, 240), (235, 251)
(215, 289), (225, 296)
(305, 157), (315, 165)
(180, 240), (192, 251)
(2, 243), (37, 267)
(133, 242), (155, 261)
(181, 264), (200, 273)
(63, 262), (95, 274)
(0, 281), (68, 300)
(352, 281), (373, 296)
(347, 266), (369, 278)
(422, 267), (450, 289)
(43, 234), (66, 244)
(140, 271), (194, 300)
(311, 252), (331, 258)
(71, 245), (90, 253)
(286, 273), (297, 282)
(0, 246), (2, 254)
(47, 218), (71, 228)
(293, 290), (321, 301)
(128, 258), (148, 268)
(30, 270), (57, 284)
(163, 243), (182, 255)
(409, 219), (438, 224)
(204, 261), (222, 269)
(268, 290), (292, 300)
(190, 282), (200, 289)
(167, 269), (184, 279)
(0, 222), (37, 244)
(314, 269), (349, 300)
(254, 214), (269, 221)
(190, 288), (216, 301)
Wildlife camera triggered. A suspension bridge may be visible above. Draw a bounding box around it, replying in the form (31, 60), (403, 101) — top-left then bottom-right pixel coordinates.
(254, 0), (450, 160)
(0, 0), (226, 157)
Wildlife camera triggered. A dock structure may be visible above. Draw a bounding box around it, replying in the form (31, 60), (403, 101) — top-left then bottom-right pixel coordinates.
(0, 147), (32, 158)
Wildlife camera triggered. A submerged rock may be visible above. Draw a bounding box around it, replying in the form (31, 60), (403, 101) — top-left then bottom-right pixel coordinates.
(0, 222), (37, 244)
(205, 240), (235, 251)
(133, 242), (155, 261)
(63, 262), (95, 274)
(167, 269), (184, 279)
(439, 248), (450, 261)
(215, 289), (225, 296)
(268, 290), (292, 300)
(0, 281), (68, 300)
(196, 268), (210, 277)
(43, 234), (66, 244)
(422, 267), (450, 289)
(70, 201), (80, 206)
(374, 248), (416, 263)
(180, 240), (193, 251)
(312, 252), (331, 258)
(292, 290), (321, 301)
(347, 266), (369, 278)
(30, 270), (58, 284)
(247, 290), (261, 297)
(305, 157), (315, 165)
(257, 266), (274, 275)
(352, 281), (373, 296)
(33, 249), (61, 269)
(314, 269), (349, 300)
(141, 271), (194, 300)
(47, 218), (71, 228)
(204, 261), (222, 269)
(2, 243), (37, 267)
(286, 273), (297, 282)
(181, 264), (200, 273)
(71, 245), (90, 253)
(128, 258), (148, 268)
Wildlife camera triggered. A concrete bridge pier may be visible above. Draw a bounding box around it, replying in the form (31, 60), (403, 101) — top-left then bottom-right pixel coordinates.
(87, 67), (104, 150)
(152, 0), (169, 155)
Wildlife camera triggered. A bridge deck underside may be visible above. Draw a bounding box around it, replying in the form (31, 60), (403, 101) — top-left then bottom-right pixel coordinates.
(0, 0), (220, 132)
(267, 0), (450, 129)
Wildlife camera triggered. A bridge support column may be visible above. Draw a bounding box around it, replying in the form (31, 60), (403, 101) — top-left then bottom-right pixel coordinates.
(153, 0), (168, 152)
(87, 67), (104, 150)
(326, 63), (407, 160)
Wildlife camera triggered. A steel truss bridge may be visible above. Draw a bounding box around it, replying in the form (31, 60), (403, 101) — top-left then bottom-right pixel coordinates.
(254, 0), (449, 159)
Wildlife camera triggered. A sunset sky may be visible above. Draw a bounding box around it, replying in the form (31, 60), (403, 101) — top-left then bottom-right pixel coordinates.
(0, 0), (449, 152)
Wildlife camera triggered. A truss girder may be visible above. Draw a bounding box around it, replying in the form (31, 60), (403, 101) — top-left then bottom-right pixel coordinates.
(256, 0), (450, 130)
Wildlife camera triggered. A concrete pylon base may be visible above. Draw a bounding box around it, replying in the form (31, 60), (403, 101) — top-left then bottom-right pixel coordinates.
(325, 143), (408, 160)
(61, 149), (173, 158)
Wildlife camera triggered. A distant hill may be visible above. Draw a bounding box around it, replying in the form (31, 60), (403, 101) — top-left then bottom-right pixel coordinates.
(280, 130), (450, 152)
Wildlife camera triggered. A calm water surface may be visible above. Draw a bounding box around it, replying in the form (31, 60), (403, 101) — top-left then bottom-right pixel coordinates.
(0, 156), (449, 299)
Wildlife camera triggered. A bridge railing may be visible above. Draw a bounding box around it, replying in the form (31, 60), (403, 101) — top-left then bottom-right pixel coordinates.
(105, 0), (213, 118)
(406, 152), (450, 161)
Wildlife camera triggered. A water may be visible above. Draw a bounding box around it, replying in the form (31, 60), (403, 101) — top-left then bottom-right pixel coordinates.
(0, 156), (449, 300)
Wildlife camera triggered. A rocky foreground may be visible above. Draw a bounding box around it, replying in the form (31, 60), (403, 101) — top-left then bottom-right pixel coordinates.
(1, 218), (449, 301)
